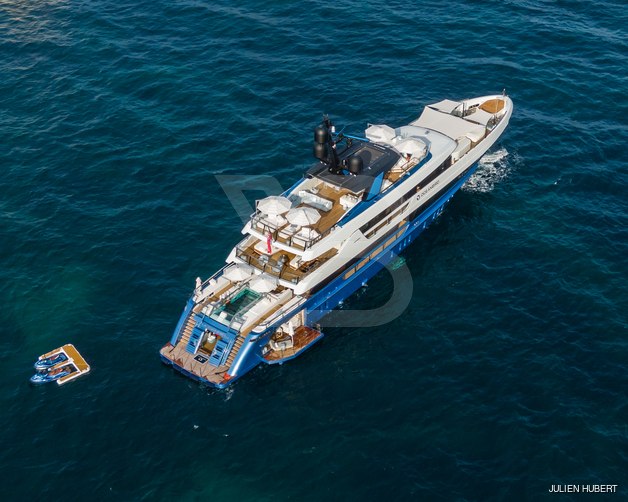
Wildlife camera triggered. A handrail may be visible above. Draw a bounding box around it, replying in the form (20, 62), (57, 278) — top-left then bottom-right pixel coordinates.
(191, 265), (229, 301)
(250, 157), (433, 250)
(222, 337), (237, 365)
(235, 246), (302, 284)
(249, 213), (336, 251)
(235, 240), (333, 286)
(227, 289), (267, 331)
(256, 295), (305, 331)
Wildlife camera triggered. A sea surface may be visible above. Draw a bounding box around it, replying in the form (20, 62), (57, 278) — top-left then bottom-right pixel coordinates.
(1, 1), (626, 500)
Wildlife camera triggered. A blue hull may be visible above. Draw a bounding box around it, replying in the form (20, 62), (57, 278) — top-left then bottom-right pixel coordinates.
(303, 164), (476, 325)
(162, 163), (478, 387)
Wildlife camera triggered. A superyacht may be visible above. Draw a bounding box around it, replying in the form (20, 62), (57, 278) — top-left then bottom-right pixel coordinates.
(160, 93), (513, 387)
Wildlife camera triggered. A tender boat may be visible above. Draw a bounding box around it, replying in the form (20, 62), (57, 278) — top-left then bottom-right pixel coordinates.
(30, 344), (90, 386)
(34, 352), (68, 371)
(30, 364), (75, 385)
(160, 93), (513, 388)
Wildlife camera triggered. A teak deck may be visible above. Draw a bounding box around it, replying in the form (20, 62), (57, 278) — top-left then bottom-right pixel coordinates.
(480, 98), (505, 114)
(163, 289), (297, 382)
(310, 183), (351, 234)
(161, 342), (229, 384)
(38, 344), (91, 385)
(264, 326), (323, 363)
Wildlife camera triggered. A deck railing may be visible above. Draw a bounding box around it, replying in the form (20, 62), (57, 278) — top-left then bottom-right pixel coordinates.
(191, 265), (230, 302)
(249, 211), (336, 250)
(235, 245), (302, 284)
(255, 296), (306, 333)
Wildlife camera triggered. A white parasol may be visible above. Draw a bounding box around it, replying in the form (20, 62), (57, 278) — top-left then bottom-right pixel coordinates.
(257, 196), (292, 215)
(249, 274), (278, 293)
(223, 263), (254, 282)
(286, 206), (321, 226)
(296, 227), (321, 241)
(265, 213), (288, 228)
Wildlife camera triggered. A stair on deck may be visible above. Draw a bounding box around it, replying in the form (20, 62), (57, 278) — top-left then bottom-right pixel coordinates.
(177, 316), (196, 348)
(177, 312), (246, 366)
(224, 336), (245, 368)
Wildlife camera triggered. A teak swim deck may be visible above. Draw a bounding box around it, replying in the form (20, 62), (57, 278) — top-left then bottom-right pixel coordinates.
(263, 326), (324, 364)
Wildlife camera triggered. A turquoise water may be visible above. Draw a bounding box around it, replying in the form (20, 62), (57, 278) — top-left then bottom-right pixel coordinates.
(1, 1), (626, 500)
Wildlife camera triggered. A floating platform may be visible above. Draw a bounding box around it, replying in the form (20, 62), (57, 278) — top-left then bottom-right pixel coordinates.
(32, 344), (90, 386)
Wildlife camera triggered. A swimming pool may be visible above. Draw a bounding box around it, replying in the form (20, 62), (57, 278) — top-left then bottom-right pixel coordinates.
(211, 288), (261, 322)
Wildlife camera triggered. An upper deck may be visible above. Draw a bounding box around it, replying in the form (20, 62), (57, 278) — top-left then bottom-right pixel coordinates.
(233, 94), (511, 287)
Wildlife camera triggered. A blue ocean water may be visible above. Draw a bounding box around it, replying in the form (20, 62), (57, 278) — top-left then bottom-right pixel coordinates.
(1, 0), (626, 500)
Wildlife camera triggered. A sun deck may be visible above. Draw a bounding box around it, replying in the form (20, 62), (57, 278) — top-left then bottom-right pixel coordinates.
(298, 183), (353, 236)
(250, 182), (354, 251)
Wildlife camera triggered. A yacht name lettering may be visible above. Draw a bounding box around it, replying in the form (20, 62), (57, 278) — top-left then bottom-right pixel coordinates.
(548, 484), (618, 493)
(417, 179), (440, 199)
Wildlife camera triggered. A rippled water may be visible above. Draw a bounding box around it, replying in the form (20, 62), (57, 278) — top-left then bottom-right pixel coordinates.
(1, 0), (626, 500)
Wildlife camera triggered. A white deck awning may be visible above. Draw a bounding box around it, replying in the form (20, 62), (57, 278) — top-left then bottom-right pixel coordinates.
(465, 108), (494, 126)
(411, 106), (486, 141)
(428, 99), (462, 114)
